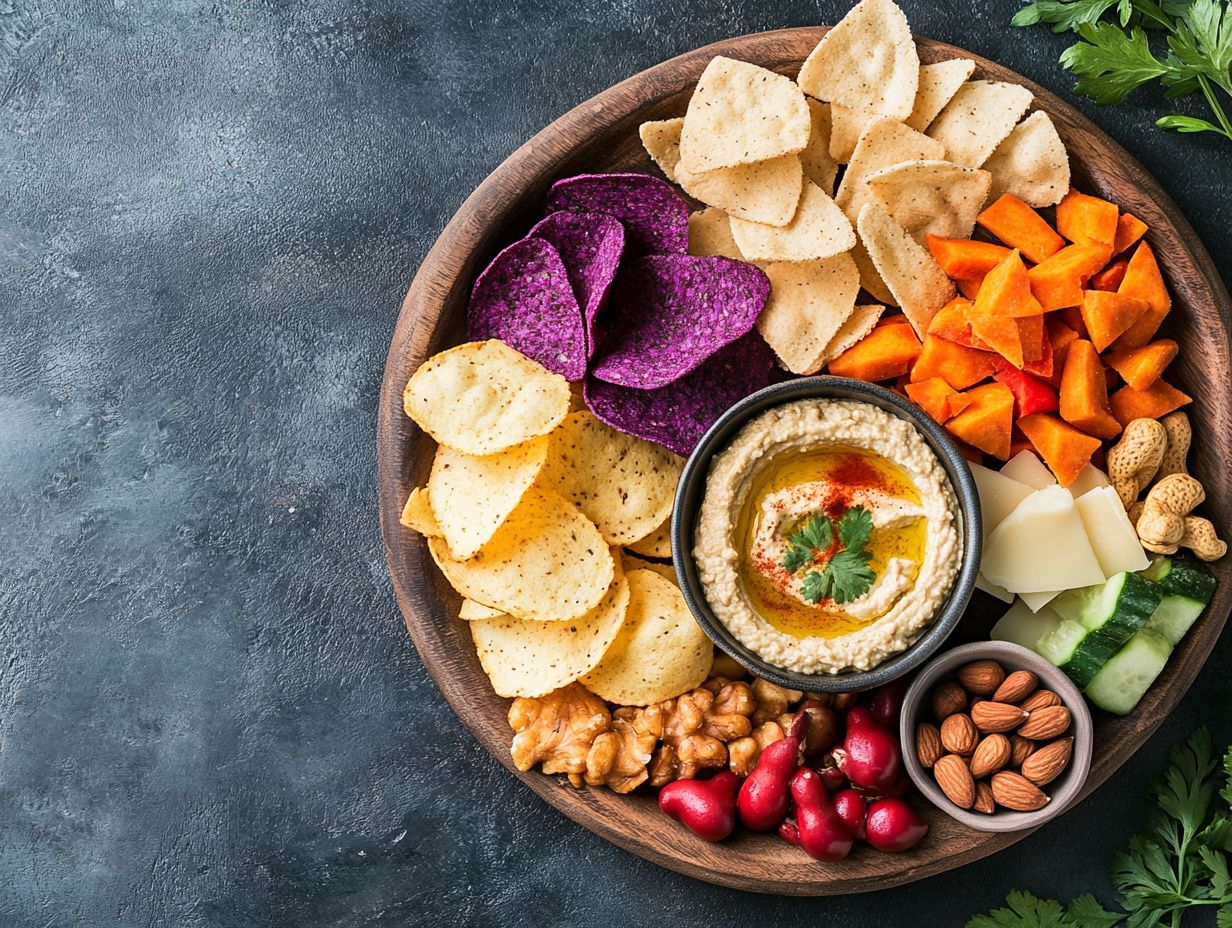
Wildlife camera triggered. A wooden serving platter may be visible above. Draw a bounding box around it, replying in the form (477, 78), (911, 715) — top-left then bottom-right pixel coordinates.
(377, 27), (1232, 894)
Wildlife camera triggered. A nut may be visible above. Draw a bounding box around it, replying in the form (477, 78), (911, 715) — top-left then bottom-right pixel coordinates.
(973, 780), (996, 814)
(957, 660), (1006, 696)
(990, 770), (1050, 812)
(1157, 411), (1191, 480)
(1138, 474), (1206, 550)
(1020, 689), (1062, 713)
(1010, 734), (1036, 767)
(1107, 418), (1167, 508)
(1021, 737), (1074, 786)
(931, 681), (968, 720)
(1018, 705), (1071, 741)
(940, 713), (979, 756)
(970, 733), (1012, 779)
(992, 670), (1038, 705)
(971, 700), (1028, 733)
(934, 754), (975, 809)
(916, 722), (942, 768)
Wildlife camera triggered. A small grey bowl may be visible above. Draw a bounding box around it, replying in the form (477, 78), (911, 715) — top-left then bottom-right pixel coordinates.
(671, 376), (981, 693)
(900, 641), (1094, 833)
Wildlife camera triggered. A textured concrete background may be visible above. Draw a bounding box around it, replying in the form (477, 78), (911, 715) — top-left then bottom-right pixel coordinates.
(3, 1), (1232, 925)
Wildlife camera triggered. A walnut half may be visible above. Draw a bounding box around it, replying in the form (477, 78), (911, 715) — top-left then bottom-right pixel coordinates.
(509, 683), (611, 784)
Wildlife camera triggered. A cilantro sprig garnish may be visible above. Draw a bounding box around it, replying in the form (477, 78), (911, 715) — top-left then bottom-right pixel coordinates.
(1012, 0), (1232, 143)
(779, 506), (875, 606)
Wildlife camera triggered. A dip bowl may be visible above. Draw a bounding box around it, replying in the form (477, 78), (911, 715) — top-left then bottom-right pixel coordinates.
(671, 376), (982, 693)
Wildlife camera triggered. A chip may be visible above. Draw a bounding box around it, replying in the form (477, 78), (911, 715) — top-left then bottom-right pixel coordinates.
(757, 254), (860, 375)
(458, 598), (504, 621)
(590, 255), (769, 389)
(584, 331), (775, 456)
(400, 487), (441, 536)
(626, 515), (672, 559)
(580, 569), (712, 705)
(544, 173), (689, 255)
(621, 552), (677, 584)
(427, 435), (549, 559)
(687, 208), (744, 259)
(827, 103), (875, 164)
(858, 201), (956, 336)
(798, 0), (919, 120)
(865, 159), (992, 243)
(729, 181), (855, 261)
(639, 118), (686, 181)
(851, 240), (897, 305)
(835, 117), (945, 221)
(538, 409), (683, 545)
(678, 56), (811, 174)
(982, 110), (1070, 208)
(821, 303), (886, 365)
(404, 341), (570, 456)
(906, 58), (976, 131)
(926, 80), (1034, 168)
(470, 564), (630, 698)
(801, 100), (839, 194)
(527, 210), (625, 355)
(428, 486), (614, 621)
(467, 238), (588, 380)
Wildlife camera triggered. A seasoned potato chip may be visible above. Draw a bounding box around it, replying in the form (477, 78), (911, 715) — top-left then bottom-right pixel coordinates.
(982, 110), (1070, 208)
(428, 486), (613, 621)
(851, 240), (897, 305)
(801, 100), (839, 194)
(581, 569), (712, 705)
(729, 181), (855, 262)
(427, 436), (548, 559)
(404, 341), (570, 456)
(926, 80), (1033, 168)
(858, 201), (955, 336)
(471, 565), (630, 697)
(757, 254), (859, 375)
(835, 117), (945, 221)
(400, 487), (441, 536)
(798, 0), (919, 120)
(538, 410), (682, 545)
(821, 303), (885, 365)
(906, 58), (976, 131)
(687, 208), (744, 259)
(639, 118), (686, 181)
(866, 159), (992, 243)
(828, 103), (876, 164)
(621, 552), (677, 583)
(626, 515), (672, 559)
(458, 598), (504, 621)
(679, 57), (811, 174)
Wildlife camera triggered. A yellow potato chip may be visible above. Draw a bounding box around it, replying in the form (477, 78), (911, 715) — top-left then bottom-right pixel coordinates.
(757, 254), (859, 375)
(621, 552), (677, 584)
(679, 56), (811, 174)
(906, 58), (976, 131)
(471, 565), (631, 697)
(851, 240), (897, 306)
(865, 159), (992, 244)
(428, 486), (613, 621)
(858, 201), (955, 336)
(400, 487), (441, 536)
(427, 436), (549, 559)
(798, 0), (919, 120)
(729, 181), (855, 262)
(581, 569), (713, 705)
(926, 80), (1034, 168)
(538, 410), (682, 545)
(801, 100), (839, 194)
(828, 103), (876, 164)
(404, 340), (570, 456)
(982, 110), (1070, 208)
(835, 117), (945, 222)
(458, 598), (504, 621)
(821, 303), (885, 365)
(626, 515), (672, 559)
(687, 208), (744, 259)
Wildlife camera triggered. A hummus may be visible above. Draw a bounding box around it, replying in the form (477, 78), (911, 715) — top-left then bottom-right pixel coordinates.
(694, 398), (961, 674)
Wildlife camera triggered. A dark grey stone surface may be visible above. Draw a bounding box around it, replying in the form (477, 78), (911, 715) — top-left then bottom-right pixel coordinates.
(3, 1), (1230, 925)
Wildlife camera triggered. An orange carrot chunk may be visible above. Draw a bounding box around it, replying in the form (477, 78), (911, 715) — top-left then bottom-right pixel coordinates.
(1059, 339), (1122, 439)
(1115, 242), (1171, 348)
(1089, 257), (1129, 292)
(1056, 188), (1119, 247)
(1017, 413), (1102, 487)
(927, 298), (990, 350)
(1103, 339), (1179, 391)
(1108, 378), (1192, 427)
(1113, 212), (1149, 254)
(905, 376), (969, 424)
(926, 236), (1013, 279)
(976, 194), (1065, 264)
(1027, 243), (1113, 310)
(956, 276), (985, 301)
(1080, 290), (1149, 352)
(827, 322), (922, 382)
(970, 313), (1026, 368)
(910, 335), (998, 390)
(946, 382), (1015, 460)
(972, 250), (1046, 318)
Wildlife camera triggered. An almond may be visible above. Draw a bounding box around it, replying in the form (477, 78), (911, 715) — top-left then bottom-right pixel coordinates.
(1021, 737), (1074, 786)
(1010, 734), (1036, 768)
(934, 754), (975, 809)
(973, 780), (996, 814)
(1020, 689), (1062, 713)
(970, 733), (1012, 778)
(957, 660), (1005, 696)
(971, 699), (1028, 733)
(1018, 705), (1071, 741)
(992, 669), (1038, 704)
(916, 722), (942, 768)
(991, 770), (1050, 811)
(931, 681), (968, 720)
(940, 713), (978, 756)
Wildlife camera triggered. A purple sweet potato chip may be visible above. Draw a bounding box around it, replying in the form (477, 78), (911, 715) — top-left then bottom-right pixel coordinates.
(590, 255), (770, 390)
(543, 173), (689, 256)
(527, 210), (624, 358)
(584, 332), (775, 456)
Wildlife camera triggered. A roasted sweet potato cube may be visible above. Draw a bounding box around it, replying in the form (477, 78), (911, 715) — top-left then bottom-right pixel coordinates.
(1027, 243), (1113, 311)
(1045, 319), (1080, 388)
(928, 298), (990, 350)
(1017, 413), (1102, 487)
(1114, 212), (1148, 254)
(1081, 290), (1149, 352)
(905, 376), (971, 424)
(957, 276), (985, 300)
(1059, 339), (1121, 440)
(910, 335), (998, 390)
(973, 249), (1045, 318)
(977, 194), (1065, 264)
(1108, 378), (1192, 427)
(1089, 257), (1129, 292)
(1103, 339), (1179, 391)
(827, 321), (922, 382)
(970, 314), (1025, 369)
(926, 236), (1013, 279)
(1056, 188), (1119, 247)
(1115, 242), (1171, 348)
(946, 382), (1015, 460)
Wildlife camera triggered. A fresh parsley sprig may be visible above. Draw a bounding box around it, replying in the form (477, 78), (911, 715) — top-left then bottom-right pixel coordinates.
(779, 506), (875, 606)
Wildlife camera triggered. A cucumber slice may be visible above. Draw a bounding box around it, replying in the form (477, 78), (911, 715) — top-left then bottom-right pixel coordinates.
(1140, 556), (1216, 646)
(1085, 630), (1173, 715)
(1036, 618), (1086, 667)
(991, 599), (1061, 651)
(1146, 597), (1206, 646)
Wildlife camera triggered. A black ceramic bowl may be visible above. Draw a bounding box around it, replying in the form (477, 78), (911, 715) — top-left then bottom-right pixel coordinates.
(671, 377), (982, 693)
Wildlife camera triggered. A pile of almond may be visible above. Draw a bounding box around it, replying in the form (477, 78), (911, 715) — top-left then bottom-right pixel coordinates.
(916, 660), (1074, 814)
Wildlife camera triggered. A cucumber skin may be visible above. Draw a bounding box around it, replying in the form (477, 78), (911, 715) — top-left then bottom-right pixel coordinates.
(1155, 556), (1217, 603)
(1046, 573), (1164, 688)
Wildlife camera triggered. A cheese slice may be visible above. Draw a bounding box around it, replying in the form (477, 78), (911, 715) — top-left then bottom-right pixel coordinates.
(1000, 450), (1056, 490)
(1075, 485), (1150, 577)
(983, 485), (1105, 593)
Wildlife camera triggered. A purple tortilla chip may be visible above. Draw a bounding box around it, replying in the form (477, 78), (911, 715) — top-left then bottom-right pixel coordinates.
(584, 332), (775, 457)
(591, 255), (769, 390)
(543, 173), (688, 256)
(527, 210), (624, 358)
(467, 237), (587, 381)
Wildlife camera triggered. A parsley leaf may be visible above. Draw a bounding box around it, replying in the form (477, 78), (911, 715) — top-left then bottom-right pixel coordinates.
(838, 505), (873, 552)
(1066, 894), (1122, 927)
(781, 513), (831, 574)
(800, 569), (830, 604)
(824, 547), (876, 604)
(966, 889), (1074, 928)
(784, 506), (876, 605)
(1062, 22), (1172, 103)
(1012, 0), (1131, 32)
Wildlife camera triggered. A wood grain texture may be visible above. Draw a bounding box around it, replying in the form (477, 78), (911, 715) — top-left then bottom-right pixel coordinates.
(376, 28), (1232, 894)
